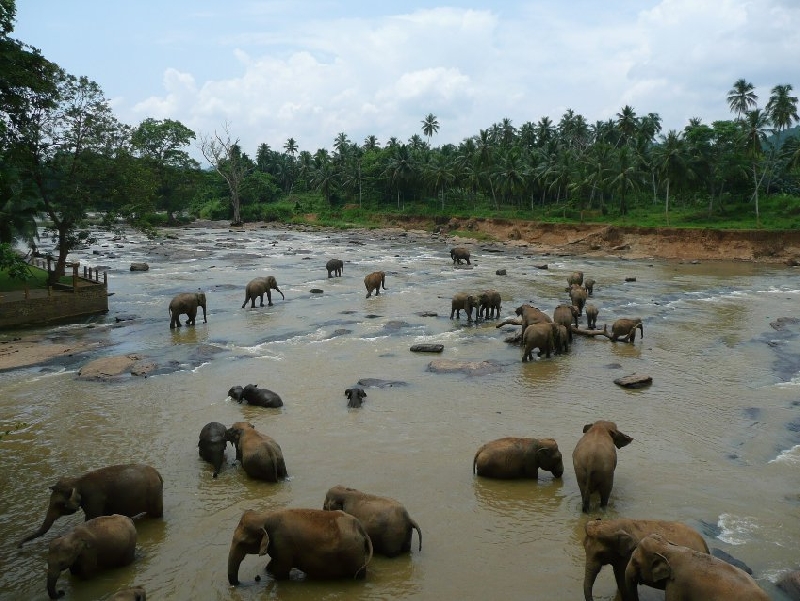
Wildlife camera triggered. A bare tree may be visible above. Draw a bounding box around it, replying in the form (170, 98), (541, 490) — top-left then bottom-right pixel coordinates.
(198, 122), (249, 225)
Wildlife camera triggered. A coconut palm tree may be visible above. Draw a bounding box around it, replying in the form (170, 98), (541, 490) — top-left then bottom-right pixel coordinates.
(765, 84), (799, 133)
(727, 79), (758, 121)
(652, 130), (688, 225)
(363, 135), (380, 151)
(421, 113), (439, 145)
(741, 108), (770, 223)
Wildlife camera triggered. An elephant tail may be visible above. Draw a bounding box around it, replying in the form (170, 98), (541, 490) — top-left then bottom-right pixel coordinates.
(410, 518), (423, 552)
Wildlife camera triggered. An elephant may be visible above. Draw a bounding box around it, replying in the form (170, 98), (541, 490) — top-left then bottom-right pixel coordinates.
(624, 533), (769, 601)
(323, 485), (422, 557)
(198, 421), (228, 478)
(522, 322), (555, 361)
(572, 421), (633, 513)
(553, 304), (579, 338)
(364, 271), (387, 297)
(326, 258), (343, 278)
(345, 387), (367, 408)
(451, 292), (478, 320)
(567, 270), (584, 289)
(18, 464), (163, 547)
(240, 383), (283, 408)
(473, 437), (564, 480)
(168, 291), (207, 329)
(585, 303), (599, 330)
(46, 514), (137, 599)
(604, 318), (644, 342)
(242, 276), (284, 308)
(109, 585), (146, 600)
(570, 284), (588, 316)
(478, 289), (502, 319)
(225, 421), (288, 482)
(227, 385), (244, 401)
(582, 518), (709, 601)
(515, 304), (553, 340)
(551, 323), (570, 354)
(450, 246), (471, 265)
(227, 507), (373, 584)
(585, 277), (596, 295)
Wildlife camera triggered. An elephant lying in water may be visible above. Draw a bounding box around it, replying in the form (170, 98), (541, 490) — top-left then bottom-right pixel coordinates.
(242, 276), (284, 308)
(18, 464), (163, 547)
(473, 437), (564, 480)
(239, 383), (283, 408)
(572, 421), (633, 513)
(46, 514), (137, 599)
(169, 290), (207, 329)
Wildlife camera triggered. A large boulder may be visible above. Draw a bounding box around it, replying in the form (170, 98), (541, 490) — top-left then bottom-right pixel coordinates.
(129, 262), (149, 271)
(427, 359), (503, 376)
(78, 354), (155, 381)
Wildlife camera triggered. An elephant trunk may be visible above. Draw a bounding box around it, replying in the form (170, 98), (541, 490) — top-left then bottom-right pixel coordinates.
(47, 567), (64, 599)
(18, 511), (59, 547)
(227, 544), (247, 585)
(583, 561), (602, 601)
(200, 303), (207, 323)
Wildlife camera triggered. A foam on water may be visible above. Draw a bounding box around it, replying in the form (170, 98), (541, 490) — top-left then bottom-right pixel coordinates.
(717, 513), (759, 545)
(768, 444), (800, 465)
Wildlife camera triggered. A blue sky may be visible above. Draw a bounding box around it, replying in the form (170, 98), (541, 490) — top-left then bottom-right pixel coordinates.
(12, 1), (800, 160)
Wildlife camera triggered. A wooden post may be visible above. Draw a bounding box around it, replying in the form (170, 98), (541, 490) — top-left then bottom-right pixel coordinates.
(72, 263), (78, 292)
(103, 271), (107, 285)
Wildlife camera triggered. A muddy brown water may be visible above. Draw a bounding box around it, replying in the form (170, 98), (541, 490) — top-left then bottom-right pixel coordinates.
(1, 225), (799, 600)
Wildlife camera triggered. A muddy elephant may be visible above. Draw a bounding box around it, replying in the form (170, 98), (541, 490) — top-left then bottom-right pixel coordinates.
(451, 292), (478, 320)
(227, 507), (373, 584)
(46, 514), (137, 599)
(198, 422), (228, 478)
(473, 437), (564, 480)
(326, 258), (343, 278)
(18, 464), (163, 547)
(239, 383), (283, 408)
(624, 533), (769, 601)
(567, 270), (584, 289)
(168, 291), (207, 329)
(364, 271), (387, 297)
(551, 323), (570, 354)
(582, 518), (709, 601)
(345, 387), (367, 408)
(522, 322), (555, 361)
(572, 421), (633, 513)
(478, 289), (502, 319)
(584, 277), (596, 295)
(585, 303), (599, 330)
(323, 485), (422, 557)
(516, 303), (553, 340)
(109, 585), (146, 600)
(604, 318), (643, 342)
(553, 304), (579, 338)
(570, 284), (588, 316)
(242, 276), (284, 308)
(225, 422), (287, 482)
(450, 246), (471, 265)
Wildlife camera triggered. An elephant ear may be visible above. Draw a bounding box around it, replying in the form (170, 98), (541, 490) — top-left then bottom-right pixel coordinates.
(582, 423), (594, 433)
(258, 528), (270, 556)
(650, 552), (672, 582)
(611, 430), (634, 449)
(616, 531), (638, 556)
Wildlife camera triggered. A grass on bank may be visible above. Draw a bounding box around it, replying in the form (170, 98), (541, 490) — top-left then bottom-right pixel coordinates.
(0, 265), (72, 293)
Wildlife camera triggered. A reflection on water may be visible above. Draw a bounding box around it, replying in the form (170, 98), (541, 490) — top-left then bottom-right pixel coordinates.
(1, 225), (799, 600)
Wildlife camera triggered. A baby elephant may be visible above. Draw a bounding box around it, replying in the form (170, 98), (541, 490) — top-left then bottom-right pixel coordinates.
(226, 422), (288, 482)
(46, 514), (137, 599)
(345, 387), (367, 408)
(323, 485), (422, 557)
(109, 585), (146, 600)
(604, 318), (643, 342)
(198, 421), (228, 478)
(364, 271), (387, 297)
(240, 383), (283, 408)
(227, 385), (244, 401)
(326, 258), (344, 277)
(572, 420), (633, 512)
(473, 437), (564, 479)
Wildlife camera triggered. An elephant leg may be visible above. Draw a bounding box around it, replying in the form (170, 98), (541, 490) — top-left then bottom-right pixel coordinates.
(266, 557), (292, 580)
(599, 474), (614, 507)
(187, 309), (196, 325)
(267, 290), (273, 306)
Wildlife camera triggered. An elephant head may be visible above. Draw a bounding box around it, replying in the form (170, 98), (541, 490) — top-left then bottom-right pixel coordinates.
(18, 479), (81, 547)
(344, 387), (367, 408)
(534, 439), (565, 477)
(227, 510), (269, 585)
(47, 533), (90, 598)
(624, 534), (674, 597)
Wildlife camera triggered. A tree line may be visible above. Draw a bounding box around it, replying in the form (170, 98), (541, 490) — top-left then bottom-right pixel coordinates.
(1, 0), (799, 282)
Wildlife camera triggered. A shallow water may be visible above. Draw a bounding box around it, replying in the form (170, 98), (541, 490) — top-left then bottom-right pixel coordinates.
(1, 225), (799, 600)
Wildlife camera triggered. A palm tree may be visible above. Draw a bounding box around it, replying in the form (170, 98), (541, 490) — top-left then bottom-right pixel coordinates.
(363, 135), (380, 151)
(283, 138), (298, 156)
(652, 130), (688, 225)
(616, 105), (639, 145)
(741, 108), (770, 223)
(765, 84), (799, 133)
(727, 79), (758, 121)
(421, 113), (439, 145)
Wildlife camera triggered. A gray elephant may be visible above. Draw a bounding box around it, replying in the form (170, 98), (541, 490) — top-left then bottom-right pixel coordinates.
(364, 271), (387, 297)
(584, 277), (596, 295)
(582, 518), (709, 601)
(18, 464), (163, 547)
(585, 303), (599, 330)
(515, 303), (553, 338)
(225, 421), (287, 482)
(551, 323), (570, 354)
(46, 514), (137, 599)
(553, 304), (579, 338)
(198, 422), (228, 478)
(572, 421), (633, 512)
(242, 276), (284, 308)
(450, 246), (471, 265)
(323, 485), (422, 557)
(478, 289), (502, 319)
(451, 292), (478, 320)
(569, 284), (588, 315)
(522, 322), (555, 361)
(326, 258), (343, 278)
(345, 387), (367, 408)
(168, 290), (207, 329)
(604, 318), (643, 342)
(624, 534), (769, 601)
(473, 437), (564, 480)
(567, 270), (584, 289)
(109, 585), (146, 601)
(227, 385), (244, 401)
(239, 383), (283, 408)
(227, 507), (373, 584)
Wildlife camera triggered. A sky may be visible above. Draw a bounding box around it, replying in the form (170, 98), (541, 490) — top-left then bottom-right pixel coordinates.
(12, 1), (800, 162)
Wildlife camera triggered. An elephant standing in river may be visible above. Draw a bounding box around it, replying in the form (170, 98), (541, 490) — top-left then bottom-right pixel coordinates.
(364, 271), (386, 297)
(198, 422), (228, 478)
(451, 292), (478, 320)
(551, 323), (570, 354)
(450, 246), (471, 265)
(570, 284), (588, 316)
(522, 322), (555, 361)
(572, 421), (633, 513)
(515, 304), (553, 341)
(326, 259), (343, 278)
(169, 291), (207, 329)
(323, 485), (422, 557)
(46, 514), (137, 599)
(582, 518), (709, 601)
(242, 276), (284, 308)
(567, 270), (584, 289)
(585, 303), (599, 330)
(553, 304), (579, 338)
(18, 464), (163, 547)
(584, 277), (596, 295)
(227, 508), (373, 584)
(624, 534), (769, 601)
(604, 318), (643, 342)
(226, 422), (287, 482)
(473, 437), (564, 480)
(478, 289), (502, 319)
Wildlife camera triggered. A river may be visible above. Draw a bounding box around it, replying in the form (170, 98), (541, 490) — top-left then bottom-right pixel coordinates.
(1, 224), (798, 600)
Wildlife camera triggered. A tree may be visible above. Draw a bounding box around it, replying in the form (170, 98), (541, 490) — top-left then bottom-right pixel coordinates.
(198, 123), (250, 225)
(284, 137), (298, 156)
(741, 108), (770, 223)
(421, 113), (439, 145)
(652, 130), (687, 225)
(727, 79), (757, 121)
(766, 84), (799, 133)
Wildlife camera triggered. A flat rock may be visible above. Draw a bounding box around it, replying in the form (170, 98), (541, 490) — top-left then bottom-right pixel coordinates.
(78, 354), (155, 381)
(357, 378), (407, 388)
(427, 359), (503, 376)
(613, 373), (652, 388)
(410, 344), (444, 353)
